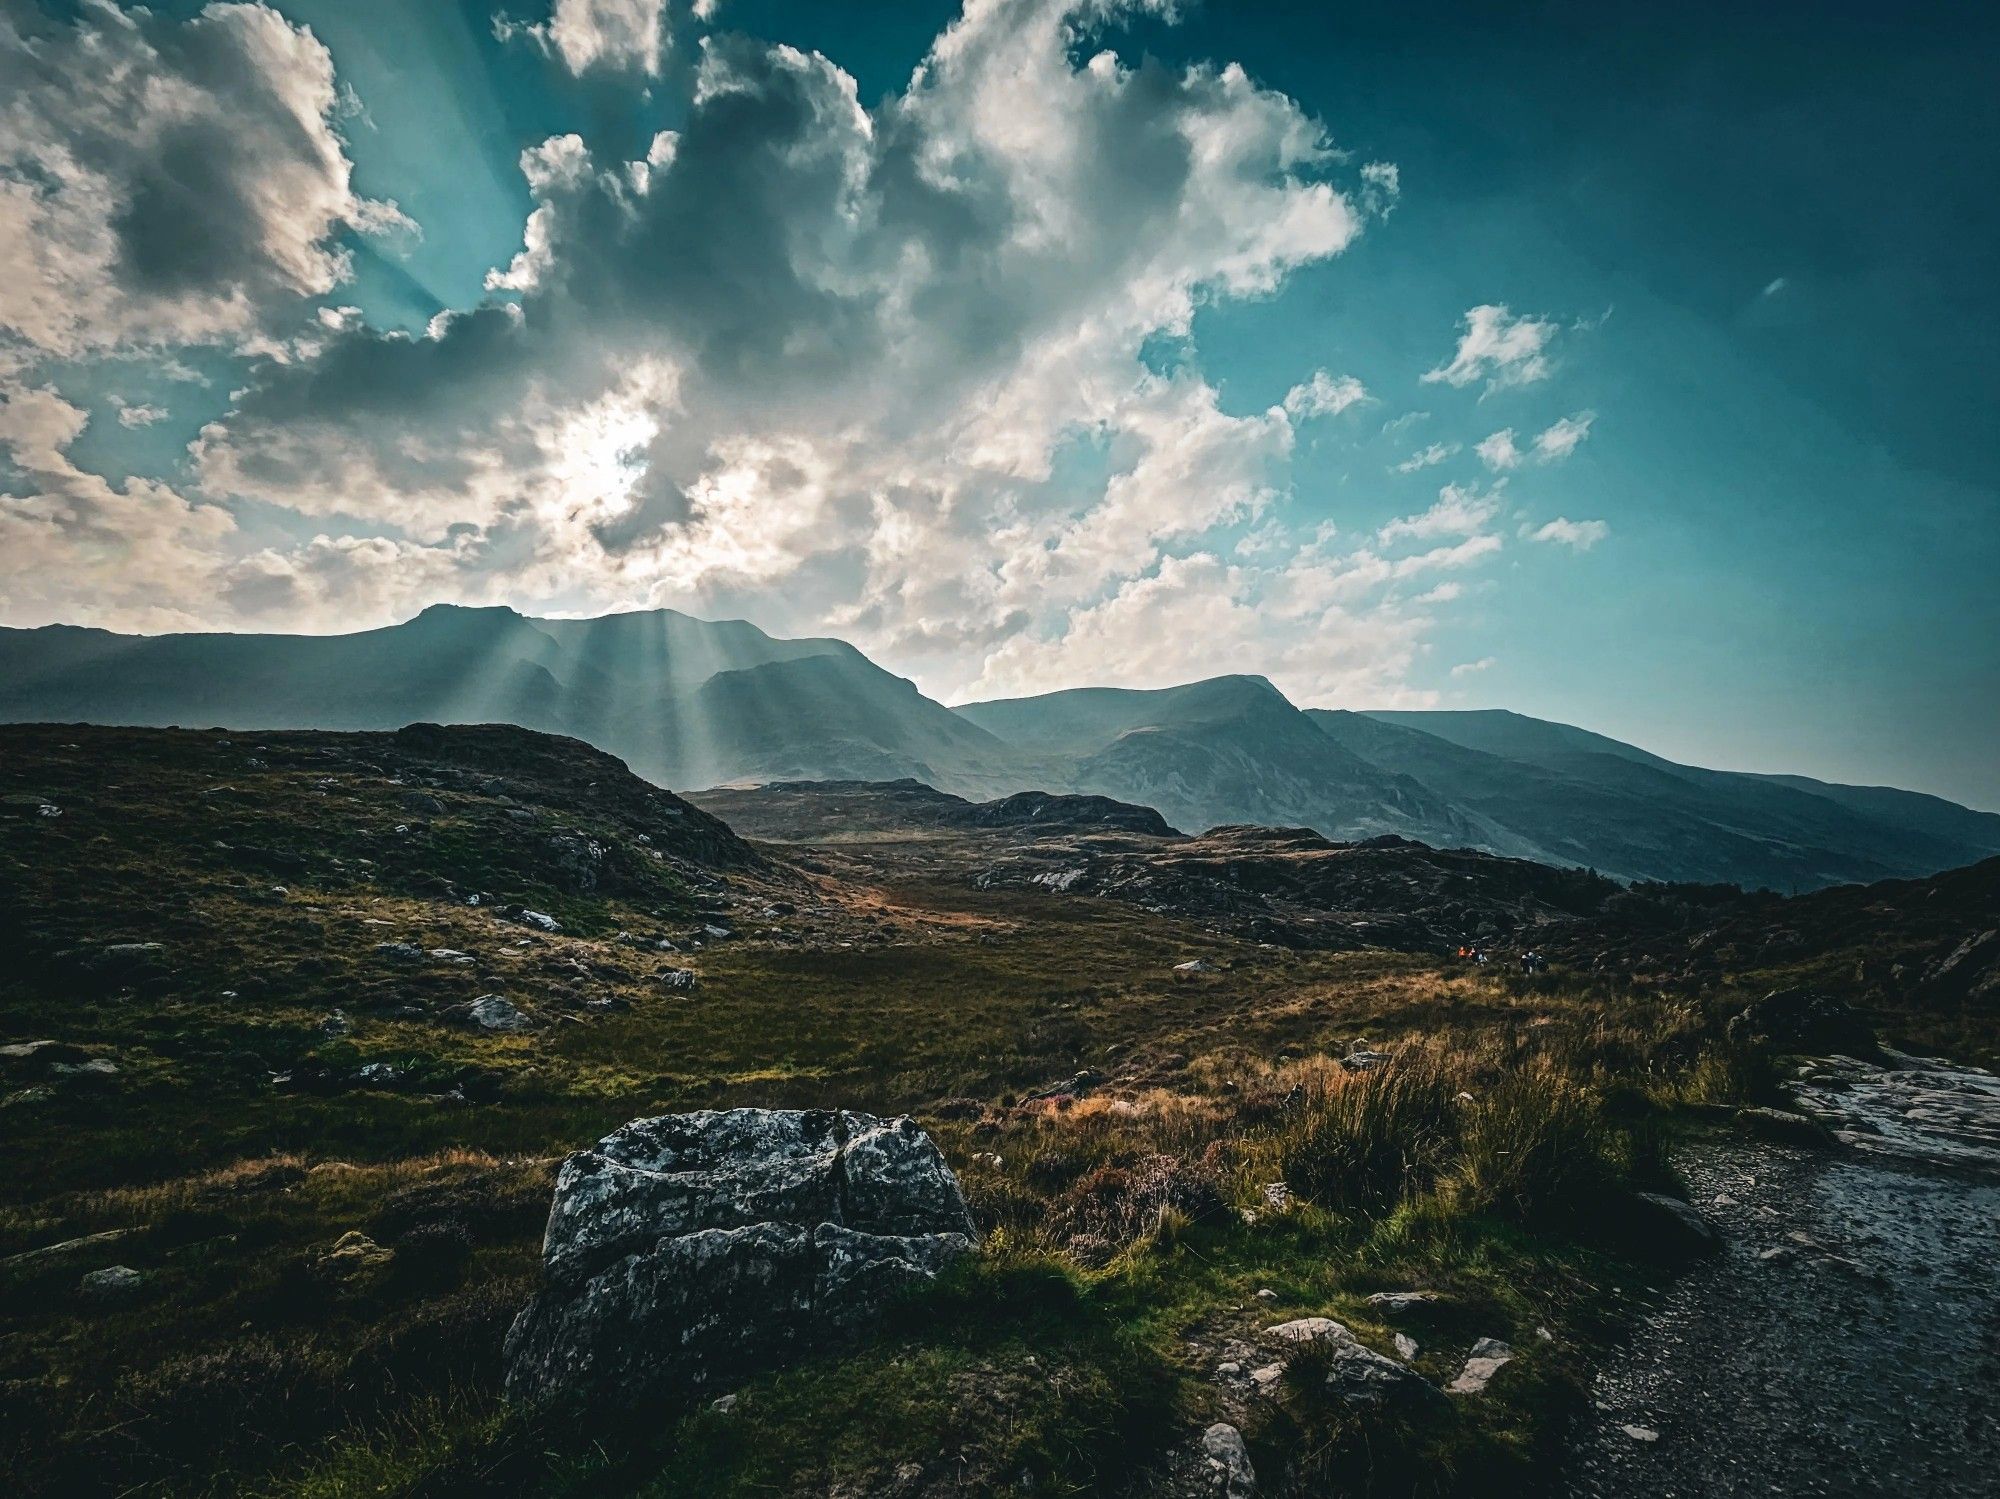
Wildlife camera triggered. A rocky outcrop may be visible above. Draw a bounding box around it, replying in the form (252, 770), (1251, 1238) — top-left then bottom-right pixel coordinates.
(504, 1108), (976, 1405)
(1725, 988), (1877, 1058)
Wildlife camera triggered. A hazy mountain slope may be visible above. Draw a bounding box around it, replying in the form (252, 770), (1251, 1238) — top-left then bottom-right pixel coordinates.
(959, 676), (1493, 846)
(0, 606), (595, 737)
(4, 609), (1995, 892)
(677, 654), (1016, 792)
(1357, 708), (2000, 889)
(0, 606), (997, 796)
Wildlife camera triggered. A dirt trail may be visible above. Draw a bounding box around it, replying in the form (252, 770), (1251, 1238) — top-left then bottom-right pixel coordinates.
(1565, 1054), (2000, 1498)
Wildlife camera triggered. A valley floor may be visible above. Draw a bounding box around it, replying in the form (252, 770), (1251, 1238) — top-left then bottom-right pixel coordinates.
(2, 725), (1994, 1497)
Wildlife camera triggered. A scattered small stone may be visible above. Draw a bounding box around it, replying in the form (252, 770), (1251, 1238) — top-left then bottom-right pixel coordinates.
(52, 1058), (118, 1077)
(428, 948), (475, 964)
(1620, 1424), (1660, 1443)
(320, 1011), (350, 1037)
(1365, 1290), (1441, 1316)
(658, 967), (699, 992)
(710, 1393), (739, 1415)
(374, 941), (425, 961)
(1393, 1333), (1418, 1360)
(1265, 1316), (1351, 1345)
(1249, 1363), (1284, 1388)
(518, 910), (561, 932)
(469, 995), (535, 1033)
(1173, 958), (1212, 975)
(1255, 1287), (1277, 1301)
(1447, 1337), (1514, 1395)
(1322, 1341), (1445, 1408)
(79, 1264), (147, 1299)
(1216, 1360), (1242, 1377)
(1201, 1423), (1256, 1498)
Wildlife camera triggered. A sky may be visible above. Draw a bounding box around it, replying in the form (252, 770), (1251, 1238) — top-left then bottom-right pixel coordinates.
(1, 0), (1996, 808)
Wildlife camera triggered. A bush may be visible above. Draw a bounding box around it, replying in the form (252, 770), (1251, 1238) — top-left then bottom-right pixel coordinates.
(1277, 1048), (1462, 1214)
(1452, 1070), (1617, 1224)
(1043, 1150), (1230, 1266)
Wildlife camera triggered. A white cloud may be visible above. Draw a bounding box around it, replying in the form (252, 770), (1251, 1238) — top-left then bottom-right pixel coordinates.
(0, 2), (408, 359)
(498, 0), (671, 76)
(3, 0), (1612, 706)
(111, 397), (168, 428)
(1423, 303), (1560, 392)
(1282, 370), (1368, 420)
(1531, 410), (1594, 461)
(1379, 481), (1502, 544)
(1526, 516), (1609, 550)
(1450, 655), (1495, 677)
(1475, 428), (1521, 470)
(0, 384), (237, 630)
(1394, 440), (1457, 473)
(1477, 411), (1592, 470)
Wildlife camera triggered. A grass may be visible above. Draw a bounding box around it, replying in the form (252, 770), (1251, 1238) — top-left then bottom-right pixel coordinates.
(0, 724), (1971, 1497)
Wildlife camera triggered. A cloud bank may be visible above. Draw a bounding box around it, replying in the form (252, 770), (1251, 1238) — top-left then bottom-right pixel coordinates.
(0, 0), (1606, 710)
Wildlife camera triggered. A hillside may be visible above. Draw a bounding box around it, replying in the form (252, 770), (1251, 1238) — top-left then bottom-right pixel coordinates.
(958, 676), (1491, 850)
(1354, 709), (2000, 890)
(4, 608), (1996, 891)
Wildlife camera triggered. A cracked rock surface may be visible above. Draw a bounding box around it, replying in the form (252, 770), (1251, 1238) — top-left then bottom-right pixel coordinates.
(505, 1108), (975, 1404)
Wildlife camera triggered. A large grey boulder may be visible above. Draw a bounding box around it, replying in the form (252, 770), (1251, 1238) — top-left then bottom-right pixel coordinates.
(504, 1108), (975, 1405)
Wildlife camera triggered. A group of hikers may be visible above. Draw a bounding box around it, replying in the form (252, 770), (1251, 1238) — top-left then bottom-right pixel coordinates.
(1453, 945), (1550, 974)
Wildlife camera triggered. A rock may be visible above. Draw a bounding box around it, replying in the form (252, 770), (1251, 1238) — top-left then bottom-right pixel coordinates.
(78, 942), (167, 991)
(1255, 1287), (1277, 1301)
(710, 1393), (739, 1415)
(1393, 1333), (1419, 1360)
(401, 791), (447, 815)
(518, 909), (561, 933)
(375, 941), (425, 961)
(504, 1108), (976, 1405)
(1320, 1340), (1446, 1409)
(1735, 1105), (1839, 1149)
(0, 1040), (68, 1062)
(428, 948), (475, 964)
(1201, 1423), (1256, 1498)
(468, 995), (535, 1033)
(1447, 1337), (1514, 1395)
(544, 832), (607, 894)
(315, 1231), (393, 1280)
(1726, 988), (1876, 1058)
(79, 1264), (147, 1299)
(1366, 1290), (1441, 1317)
(1173, 959), (1213, 976)
(1625, 1191), (1721, 1259)
(658, 967), (699, 992)
(1621, 1424), (1660, 1443)
(51, 1058), (118, 1077)
(1264, 1316), (1351, 1346)
(1248, 1363), (1284, 1388)
(319, 1010), (351, 1037)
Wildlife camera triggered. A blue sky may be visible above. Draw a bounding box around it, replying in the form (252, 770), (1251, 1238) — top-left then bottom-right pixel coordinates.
(1, 0), (1995, 807)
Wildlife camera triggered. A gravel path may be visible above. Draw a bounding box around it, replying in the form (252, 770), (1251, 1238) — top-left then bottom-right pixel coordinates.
(1565, 1055), (2000, 1498)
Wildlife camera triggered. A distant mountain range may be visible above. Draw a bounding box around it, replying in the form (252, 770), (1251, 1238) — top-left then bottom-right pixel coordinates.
(3, 604), (1995, 892)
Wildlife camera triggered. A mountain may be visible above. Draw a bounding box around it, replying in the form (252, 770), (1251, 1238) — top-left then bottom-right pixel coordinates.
(3, 608), (1996, 892)
(0, 605), (1014, 798)
(957, 676), (1492, 849)
(1346, 708), (2000, 890)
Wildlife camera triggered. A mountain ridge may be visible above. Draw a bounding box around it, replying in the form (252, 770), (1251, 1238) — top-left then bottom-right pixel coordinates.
(2, 605), (1995, 892)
